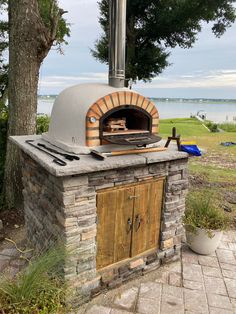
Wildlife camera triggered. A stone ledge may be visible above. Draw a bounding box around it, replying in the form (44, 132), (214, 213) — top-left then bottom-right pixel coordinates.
(11, 135), (188, 177)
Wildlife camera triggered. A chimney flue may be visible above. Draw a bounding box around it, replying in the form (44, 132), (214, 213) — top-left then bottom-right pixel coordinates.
(108, 0), (127, 88)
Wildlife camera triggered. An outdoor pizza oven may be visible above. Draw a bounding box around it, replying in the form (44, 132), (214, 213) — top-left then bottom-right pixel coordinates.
(42, 0), (160, 154)
(12, 0), (189, 307)
(42, 85), (160, 153)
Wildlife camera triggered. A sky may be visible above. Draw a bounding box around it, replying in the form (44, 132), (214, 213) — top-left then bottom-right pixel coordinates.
(39, 0), (236, 99)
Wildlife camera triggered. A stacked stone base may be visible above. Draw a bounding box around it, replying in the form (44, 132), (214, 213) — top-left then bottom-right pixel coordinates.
(21, 153), (188, 306)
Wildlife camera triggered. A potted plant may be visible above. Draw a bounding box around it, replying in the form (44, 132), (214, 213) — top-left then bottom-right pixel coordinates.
(183, 192), (230, 255)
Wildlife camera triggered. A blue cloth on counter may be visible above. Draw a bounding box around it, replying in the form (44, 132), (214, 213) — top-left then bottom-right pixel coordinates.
(180, 144), (202, 156)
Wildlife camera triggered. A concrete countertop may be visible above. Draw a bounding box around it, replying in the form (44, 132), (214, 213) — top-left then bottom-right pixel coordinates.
(11, 135), (188, 177)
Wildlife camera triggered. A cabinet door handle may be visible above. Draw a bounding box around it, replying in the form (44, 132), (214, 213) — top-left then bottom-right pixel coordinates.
(127, 218), (132, 233)
(135, 214), (141, 232)
(128, 195), (140, 200)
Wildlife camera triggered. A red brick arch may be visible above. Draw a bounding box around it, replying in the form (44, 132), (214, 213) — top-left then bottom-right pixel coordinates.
(86, 91), (159, 147)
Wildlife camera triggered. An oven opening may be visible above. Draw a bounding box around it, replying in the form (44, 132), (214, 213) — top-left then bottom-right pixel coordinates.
(102, 108), (151, 136)
(99, 105), (161, 146)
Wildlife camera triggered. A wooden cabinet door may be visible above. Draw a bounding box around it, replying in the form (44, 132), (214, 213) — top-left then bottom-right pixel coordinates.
(131, 179), (164, 257)
(96, 178), (164, 269)
(96, 186), (134, 269)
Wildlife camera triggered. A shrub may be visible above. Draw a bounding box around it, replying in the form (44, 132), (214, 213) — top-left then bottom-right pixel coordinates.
(36, 115), (50, 134)
(0, 245), (68, 314)
(183, 192), (230, 237)
(205, 121), (219, 132)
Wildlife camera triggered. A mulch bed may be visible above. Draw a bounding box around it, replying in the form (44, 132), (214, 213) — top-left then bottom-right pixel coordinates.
(0, 208), (25, 246)
(0, 207), (24, 230)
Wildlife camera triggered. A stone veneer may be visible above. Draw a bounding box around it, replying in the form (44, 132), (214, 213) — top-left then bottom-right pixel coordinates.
(20, 148), (188, 306)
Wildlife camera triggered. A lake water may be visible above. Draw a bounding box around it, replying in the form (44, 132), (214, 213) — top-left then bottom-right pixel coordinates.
(38, 98), (236, 123)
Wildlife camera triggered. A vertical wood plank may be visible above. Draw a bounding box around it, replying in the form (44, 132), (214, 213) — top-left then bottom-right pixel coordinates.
(114, 187), (135, 262)
(146, 180), (164, 250)
(131, 179), (164, 257)
(131, 182), (150, 256)
(96, 186), (134, 269)
(96, 190), (117, 269)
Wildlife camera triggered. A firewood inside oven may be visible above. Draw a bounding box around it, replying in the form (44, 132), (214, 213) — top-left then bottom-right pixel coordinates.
(104, 117), (128, 132)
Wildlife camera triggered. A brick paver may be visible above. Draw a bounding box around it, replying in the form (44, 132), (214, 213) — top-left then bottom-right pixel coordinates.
(82, 231), (236, 314)
(136, 297), (160, 314)
(182, 263), (203, 282)
(161, 285), (184, 314)
(136, 282), (162, 314)
(168, 272), (182, 287)
(202, 266), (222, 278)
(222, 268), (236, 279)
(113, 287), (138, 311)
(224, 278), (236, 298)
(220, 263), (236, 272)
(184, 289), (209, 313)
(139, 282), (162, 300)
(198, 255), (219, 268)
(183, 279), (205, 290)
(204, 276), (228, 295)
(216, 249), (236, 265)
(161, 294), (184, 314)
(207, 294), (233, 310)
(181, 247), (199, 264)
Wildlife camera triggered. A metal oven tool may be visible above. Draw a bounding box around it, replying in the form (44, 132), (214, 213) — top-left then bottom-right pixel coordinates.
(37, 143), (80, 161)
(25, 140), (67, 166)
(90, 147), (167, 160)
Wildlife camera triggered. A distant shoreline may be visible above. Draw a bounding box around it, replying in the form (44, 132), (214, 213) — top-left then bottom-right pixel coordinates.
(38, 95), (236, 104)
(38, 97), (236, 123)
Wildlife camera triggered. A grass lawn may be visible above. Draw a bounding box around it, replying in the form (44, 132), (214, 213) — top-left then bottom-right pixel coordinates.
(159, 118), (236, 221)
(160, 118), (210, 138)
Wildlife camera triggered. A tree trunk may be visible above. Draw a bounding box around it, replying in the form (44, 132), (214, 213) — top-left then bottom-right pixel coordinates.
(4, 0), (57, 209)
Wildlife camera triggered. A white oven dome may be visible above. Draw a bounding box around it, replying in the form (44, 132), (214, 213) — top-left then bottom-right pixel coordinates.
(42, 83), (133, 153)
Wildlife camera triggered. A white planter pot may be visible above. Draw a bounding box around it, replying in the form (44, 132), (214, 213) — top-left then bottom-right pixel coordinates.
(185, 227), (223, 255)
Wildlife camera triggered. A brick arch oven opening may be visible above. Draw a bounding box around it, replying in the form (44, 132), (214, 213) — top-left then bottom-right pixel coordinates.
(86, 91), (160, 147)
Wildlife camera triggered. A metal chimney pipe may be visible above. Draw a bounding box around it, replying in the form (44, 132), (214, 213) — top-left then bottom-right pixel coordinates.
(108, 0), (127, 88)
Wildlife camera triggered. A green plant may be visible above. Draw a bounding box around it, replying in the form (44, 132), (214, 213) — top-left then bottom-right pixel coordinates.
(205, 121), (219, 133)
(0, 245), (68, 314)
(219, 123), (236, 132)
(36, 115), (50, 134)
(183, 192), (230, 238)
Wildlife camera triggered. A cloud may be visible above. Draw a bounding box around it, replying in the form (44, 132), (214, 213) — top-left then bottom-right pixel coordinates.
(39, 69), (236, 96)
(136, 69), (236, 89)
(39, 72), (108, 91)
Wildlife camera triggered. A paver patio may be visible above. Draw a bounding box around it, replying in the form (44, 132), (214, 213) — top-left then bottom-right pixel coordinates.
(77, 230), (236, 314)
(1, 231), (236, 313)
